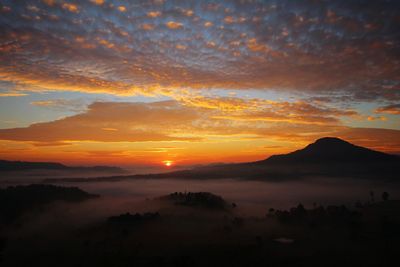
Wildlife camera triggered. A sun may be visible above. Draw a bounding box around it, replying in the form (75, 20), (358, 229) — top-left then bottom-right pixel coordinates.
(163, 160), (173, 167)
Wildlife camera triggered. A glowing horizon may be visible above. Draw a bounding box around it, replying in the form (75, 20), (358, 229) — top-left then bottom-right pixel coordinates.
(0, 0), (399, 167)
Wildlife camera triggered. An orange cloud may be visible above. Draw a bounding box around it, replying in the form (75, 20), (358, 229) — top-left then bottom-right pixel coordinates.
(183, 9), (194, 16)
(179, 96), (357, 125)
(141, 23), (155, 30)
(224, 16), (235, 24)
(90, 0), (104, 5)
(42, 0), (55, 6)
(175, 44), (187, 50)
(247, 38), (271, 53)
(62, 3), (79, 13)
(0, 91), (28, 97)
(166, 21), (183, 29)
(117, 6), (126, 12)
(147, 11), (161, 18)
(367, 115), (387, 121)
(0, 101), (202, 143)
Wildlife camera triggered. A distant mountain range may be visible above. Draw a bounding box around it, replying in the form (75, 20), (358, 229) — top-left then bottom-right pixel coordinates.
(44, 137), (400, 183)
(0, 160), (126, 173)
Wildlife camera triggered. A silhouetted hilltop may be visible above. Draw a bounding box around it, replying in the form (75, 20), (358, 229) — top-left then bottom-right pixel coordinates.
(0, 159), (125, 173)
(43, 137), (400, 183)
(161, 192), (230, 210)
(0, 184), (98, 224)
(260, 137), (399, 164)
(0, 160), (66, 171)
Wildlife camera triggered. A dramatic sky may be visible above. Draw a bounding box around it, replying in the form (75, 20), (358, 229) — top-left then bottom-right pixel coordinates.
(0, 0), (399, 166)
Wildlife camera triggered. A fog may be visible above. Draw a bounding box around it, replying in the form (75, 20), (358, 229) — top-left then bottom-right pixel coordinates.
(3, 177), (400, 218)
(63, 178), (399, 212)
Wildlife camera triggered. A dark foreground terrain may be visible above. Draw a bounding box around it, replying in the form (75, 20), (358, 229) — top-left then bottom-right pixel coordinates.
(0, 185), (399, 267)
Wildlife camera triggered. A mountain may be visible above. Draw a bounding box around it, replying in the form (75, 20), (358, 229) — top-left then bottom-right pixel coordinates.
(43, 137), (400, 183)
(0, 159), (126, 173)
(258, 137), (399, 164)
(0, 160), (67, 171)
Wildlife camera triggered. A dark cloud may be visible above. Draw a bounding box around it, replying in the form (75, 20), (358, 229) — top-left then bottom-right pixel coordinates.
(375, 103), (400, 115)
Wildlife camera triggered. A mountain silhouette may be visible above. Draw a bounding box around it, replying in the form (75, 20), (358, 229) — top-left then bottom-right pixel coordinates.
(0, 160), (67, 171)
(258, 137), (398, 164)
(0, 160), (125, 173)
(44, 137), (400, 183)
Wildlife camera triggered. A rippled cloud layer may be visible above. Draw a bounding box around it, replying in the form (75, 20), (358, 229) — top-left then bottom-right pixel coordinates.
(1, 0), (399, 100)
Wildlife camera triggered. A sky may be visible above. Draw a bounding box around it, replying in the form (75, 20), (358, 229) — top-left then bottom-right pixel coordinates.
(0, 0), (399, 167)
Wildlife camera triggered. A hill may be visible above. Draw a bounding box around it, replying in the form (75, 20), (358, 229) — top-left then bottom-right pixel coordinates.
(0, 184), (98, 224)
(43, 137), (400, 183)
(260, 137), (398, 164)
(0, 159), (125, 173)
